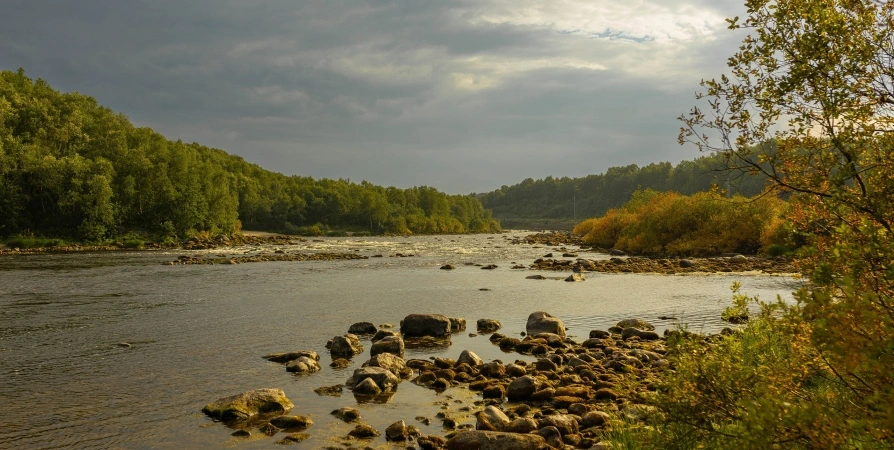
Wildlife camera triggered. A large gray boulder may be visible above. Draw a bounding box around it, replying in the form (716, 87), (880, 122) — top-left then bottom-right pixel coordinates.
(526, 312), (566, 338)
(330, 334), (364, 358)
(401, 314), (451, 338)
(345, 366), (401, 391)
(202, 388), (293, 421)
(446, 430), (548, 450)
(370, 335), (405, 358)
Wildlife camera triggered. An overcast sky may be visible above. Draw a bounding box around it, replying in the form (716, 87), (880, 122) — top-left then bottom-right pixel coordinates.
(1, 0), (747, 193)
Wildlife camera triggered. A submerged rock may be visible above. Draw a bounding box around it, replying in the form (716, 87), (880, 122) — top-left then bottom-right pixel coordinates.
(202, 388), (293, 422)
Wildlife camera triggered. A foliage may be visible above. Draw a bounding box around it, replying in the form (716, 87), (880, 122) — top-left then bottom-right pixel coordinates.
(475, 154), (770, 221)
(0, 70), (501, 241)
(617, 0), (894, 447)
(5, 236), (65, 249)
(573, 189), (788, 256)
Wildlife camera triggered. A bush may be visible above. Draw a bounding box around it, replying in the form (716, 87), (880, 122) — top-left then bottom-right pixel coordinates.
(6, 237), (65, 248)
(122, 239), (145, 249)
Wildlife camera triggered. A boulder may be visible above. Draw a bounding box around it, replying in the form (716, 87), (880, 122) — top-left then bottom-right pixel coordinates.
(565, 273), (585, 282)
(621, 327), (661, 341)
(539, 414), (579, 435)
(348, 321), (378, 335)
(351, 377), (382, 396)
(364, 352), (411, 378)
(440, 264), (456, 270)
(285, 356), (321, 374)
(507, 375), (538, 401)
(450, 317), (467, 332)
(536, 426), (564, 449)
(526, 312), (566, 338)
(504, 417), (538, 433)
(348, 423), (380, 438)
(263, 351), (319, 363)
(370, 335), (405, 358)
(615, 319), (655, 331)
(330, 334), (363, 358)
(446, 430), (548, 450)
(401, 314), (452, 338)
(372, 329), (400, 342)
(202, 388), (294, 422)
(386, 420), (409, 441)
(476, 318), (502, 332)
(728, 254), (748, 263)
(269, 415), (313, 430)
(679, 259), (696, 268)
(331, 407), (362, 422)
(457, 350), (483, 366)
(346, 366), (401, 391)
(526, 275), (547, 280)
(481, 405), (510, 429)
(581, 410), (611, 428)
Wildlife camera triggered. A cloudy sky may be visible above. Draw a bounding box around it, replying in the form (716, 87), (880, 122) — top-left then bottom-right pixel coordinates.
(1, 0), (747, 193)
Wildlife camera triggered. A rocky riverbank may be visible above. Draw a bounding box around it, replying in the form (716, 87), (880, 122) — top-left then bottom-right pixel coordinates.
(202, 311), (704, 449)
(527, 255), (796, 275)
(0, 232), (305, 256)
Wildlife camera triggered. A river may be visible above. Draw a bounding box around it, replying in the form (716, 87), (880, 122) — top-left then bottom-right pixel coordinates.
(0, 232), (801, 449)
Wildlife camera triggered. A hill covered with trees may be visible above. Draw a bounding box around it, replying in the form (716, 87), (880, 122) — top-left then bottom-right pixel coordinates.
(475, 154), (769, 223)
(0, 69), (500, 242)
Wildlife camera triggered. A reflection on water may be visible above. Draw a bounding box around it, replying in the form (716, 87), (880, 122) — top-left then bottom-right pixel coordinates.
(0, 232), (802, 449)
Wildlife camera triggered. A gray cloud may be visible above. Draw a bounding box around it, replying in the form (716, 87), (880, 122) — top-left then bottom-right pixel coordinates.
(1, 0), (750, 193)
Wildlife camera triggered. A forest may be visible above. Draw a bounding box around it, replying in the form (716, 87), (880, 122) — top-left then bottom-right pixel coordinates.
(0, 69), (501, 242)
(475, 153), (769, 221)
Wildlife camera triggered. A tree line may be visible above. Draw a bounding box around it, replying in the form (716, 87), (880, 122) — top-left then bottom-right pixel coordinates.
(0, 69), (500, 242)
(475, 153), (769, 221)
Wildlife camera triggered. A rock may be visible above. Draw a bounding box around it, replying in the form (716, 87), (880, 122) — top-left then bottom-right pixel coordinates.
(202, 388), (293, 422)
(269, 415), (313, 430)
(364, 352), (411, 378)
(419, 435), (448, 449)
(534, 358), (558, 371)
(330, 334), (364, 358)
(348, 321), (378, 335)
(536, 426), (564, 449)
(386, 420), (409, 441)
(593, 388), (619, 401)
(679, 259), (696, 268)
(581, 410), (611, 428)
(370, 335), (405, 358)
(589, 330), (611, 339)
(480, 361), (505, 377)
(526, 311), (566, 338)
(504, 417), (538, 433)
(476, 319), (502, 332)
(481, 405), (510, 429)
(446, 430), (548, 450)
(506, 363), (526, 377)
(441, 264), (456, 270)
(609, 249), (626, 256)
(285, 356), (321, 374)
(372, 329), (400, 342)
(351, 377), (383, 396)
(275, 433), (310, 444)
(263, 351), (319, 363)
(526, 275), (547, 280)
(728, 254), (748, 263)
(481, 264), (498, 270)
(331, 407), (361, 422)
(313, 384), (343, 396)
(457, 350), (483, 366)
(329, 358), (351, 369)
(348, 423), (380, 438)
(565, 273), (585, 282)
(401, 314), (452, 338)
(483, 384), (506, 399)
(507, 375), (538, 401)
(259, 422), (280, 436)
(615, 319), (655, 331)
(450, 317), (467, 332)
(346, 366), (401, 391)
(621, 327), (661, 341)
(539, 414), (579, 435)
(231, 429), (251, 437)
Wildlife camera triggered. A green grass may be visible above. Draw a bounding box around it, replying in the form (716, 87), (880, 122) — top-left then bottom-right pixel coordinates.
(6, 237), (65, 248)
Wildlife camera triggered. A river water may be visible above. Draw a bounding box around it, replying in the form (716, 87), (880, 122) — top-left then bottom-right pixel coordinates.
(0, 232), (801, 449)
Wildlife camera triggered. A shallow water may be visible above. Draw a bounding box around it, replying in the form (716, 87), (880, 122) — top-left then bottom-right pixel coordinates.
(0, 232), (802, 449)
